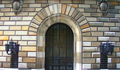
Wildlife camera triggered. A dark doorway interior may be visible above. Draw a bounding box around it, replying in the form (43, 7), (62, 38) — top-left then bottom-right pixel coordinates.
(45, 23), (74, 70)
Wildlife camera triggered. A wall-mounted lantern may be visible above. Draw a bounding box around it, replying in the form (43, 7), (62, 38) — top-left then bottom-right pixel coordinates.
(5, 39), (20, 68)
(98, 0), (109, 16)
(100, 40), (114, 69)
(11, 0), (23, 15)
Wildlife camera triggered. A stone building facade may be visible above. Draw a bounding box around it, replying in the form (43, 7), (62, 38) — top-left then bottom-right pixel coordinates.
(0, 0), (120, 70)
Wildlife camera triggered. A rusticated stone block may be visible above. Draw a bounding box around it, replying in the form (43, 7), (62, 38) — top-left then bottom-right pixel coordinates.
(117, 42), (120, 46)
(110, 18), (119, 22)
(16, 31), (27, 35)
(79, 4), (90, 8)
(108, 64), (116, 69)
(109, 9), (119, 13)
(91, 32), (103, 36)
(1, 8), (10, 12)
(23, 8), (35, 12)
(98, 27), (109, 31)
(0, 51), (2, 56)
(0, 26), (9, 30)
(23, 17), (33, 20)
(82, 13), (90, 16)
(38, 47), (43, 52)
(19, 52), (27, 57)
(110, 37), (119, 41)
(22, 47), (36, 51)
(41, 4), (49, 8)
(114, 47), (119, 52)
(110, 2), (118, 5)
(29, 4), (41, 7)
(91, 27), (97, 31)
(104, 32), (116, 36)
(0, 31), (3, 35)
(24, 0), (35, 3)
(86, 17), (97, 21)
(83, 47), (98, 52)
(23, 4), (29, 7)
(0, 36), (9, 40)
(91, 5), (98, 8)
(82, 28), (90, 32)
(98, 37), (109, 41)
(108, 53), (115, 58)
(83, 64), (91, 69)
(92, 42), (100, 47)
(0, 63), (1, 67)
(83, 42), (91, 46)
(116, 52), (120, 57)
(92, 52), (100, 57)
(6, 57), (10, 62)
(110, 27), (119, 31)
(89, 22), (103, 26)
(116, 32), (120, 36)
(83, 58), (95, 63)
(85, 0), (96, 4)
(23, 58), (36, 63)
(2, 1), (11, 3)
(96, 58), (100, 63)
(0, 57), (6, 62)
(112, 58), (119, 63)
(85, 8), (96, 13)
(18, 41), (27, 45)
(0, 22), (3, 25)
(29, 12), (37, 16)
(28, 63), (36, 69)
(1, 17), (9, 21)
(91, 13), (100, 17)
(3, 51), (10, 56)
(10, 36), (21, 40)
(18, 63), (27, 68)
(92, 64), (100, 69)
(0, 4), (4, 8)
(16, 21), (30, 25)
(82, 32), (91, 36)
(28, 52), (36, 57)
(28, 32), (37, 36)
(10, 26), (21, 30)
(104, 22), (115, 26)
(10, 17), (22, 21)
(83, 37), (97, 41)
(22, 26), (29, 30)
(98, 18), (109, 22)
(28, 41), (36, 45)
(0, 46), (5, 51)
(0, 41), (2, 46)
(116, 23), (120, 27)
(22, 36), (36, 40)
(3, 63), (10, 68)
(83, 53), (91, 57)
(81, 23), (89, 29)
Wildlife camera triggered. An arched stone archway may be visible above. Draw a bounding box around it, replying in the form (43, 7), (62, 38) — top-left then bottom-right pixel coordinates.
(28, 4), (91, 70)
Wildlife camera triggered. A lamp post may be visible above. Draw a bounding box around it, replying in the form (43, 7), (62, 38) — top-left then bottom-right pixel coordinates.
(100, 40), (114, 69)
(5, 39), (20, 68)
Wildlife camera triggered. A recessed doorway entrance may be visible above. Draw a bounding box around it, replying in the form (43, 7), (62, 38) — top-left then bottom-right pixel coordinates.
(45, 23), (74, 70)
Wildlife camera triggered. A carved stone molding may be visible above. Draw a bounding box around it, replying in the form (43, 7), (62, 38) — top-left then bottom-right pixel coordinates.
(98, 0), (109, 16)
(11, 0), (23, 15)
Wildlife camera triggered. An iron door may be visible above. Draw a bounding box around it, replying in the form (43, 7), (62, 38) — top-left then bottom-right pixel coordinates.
(45, 23), (73, 70)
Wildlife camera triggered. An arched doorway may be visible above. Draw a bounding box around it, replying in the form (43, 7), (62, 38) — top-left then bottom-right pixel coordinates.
(45, 23), (74, 70)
